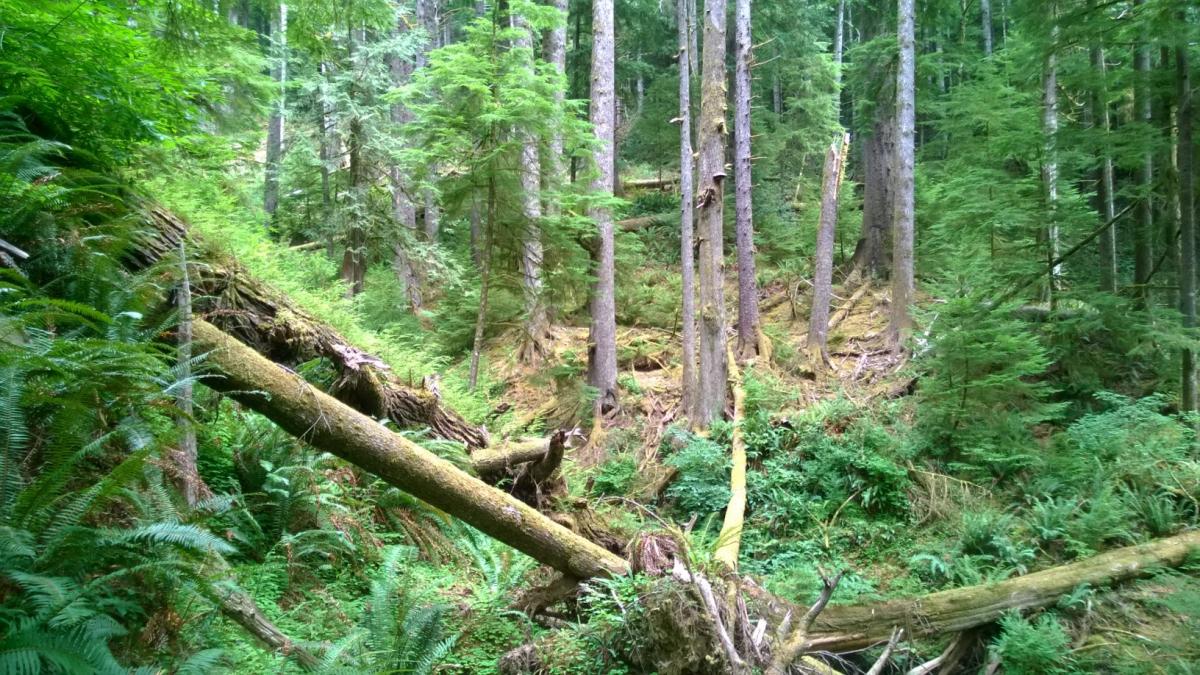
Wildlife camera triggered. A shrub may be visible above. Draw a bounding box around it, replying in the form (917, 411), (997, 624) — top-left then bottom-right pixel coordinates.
(991, 613), (1074, 675)
(664, 433), (731, 519)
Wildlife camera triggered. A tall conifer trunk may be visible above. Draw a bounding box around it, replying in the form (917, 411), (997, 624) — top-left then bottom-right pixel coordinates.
(391, 9), (422, 310)
(1090, 38), (1117, 294)
(1177, 41), (1196, 412)
(733, 0), (759, 359)
(514, 10), (550, 364)
(587, 0), (619, 416)
(678, 0), (697, 420)
(1042, 10), (1061, 305)
(696, 0), (729, 425)
(889, 0), (916, 351)
(980, 0), (992, 56)
(263, 3), (287, 229)
(1133, 0), (1154, 308)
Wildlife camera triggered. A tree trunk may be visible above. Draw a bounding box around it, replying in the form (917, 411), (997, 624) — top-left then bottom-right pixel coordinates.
(745, 530), (1200, 654)
(192, 319), (631, 580)
(172, 240), (208, 508)
(713, 347), (747, 571)
(1133, 0), (1153, 308)
(390, 11), (423, 312)
(733, 0), (760, 360)
(419, 0), (441, 244)
(678, 0), (698, 421)
(587, 0), (619, 416)
(317, 62), (335, 242)
(808, 138), (847, 370)
(341, 114), (367, 297)
(1090, 39), (1118, 294)
(263, 2), (287, 229)
(980, 0), (992, 56)
(834, 0), (845, 121)
(689, 0), (699, 80)
(132, 208), (489, 449)
(1042, 11), (1061, 304)
(889, 0), (916, 352)
(470, 179), (496, 391)
(695, 0), (729, 426)
(214, 581), (320, 669)
(1178, 41), (1196, 412)
(514, 12), (550, 365)
(854, 113), (894, 277)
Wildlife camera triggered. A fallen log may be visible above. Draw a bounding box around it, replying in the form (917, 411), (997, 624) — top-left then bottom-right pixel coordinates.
(216, 585), (320, 669)
(751, 529), (1200, 653)
(131, 207), (488, 449)
(193, 319), (630, 580)
(472, 437), (552, 475)
(617, 212), (674, 232)
(622, 177), (677, 191)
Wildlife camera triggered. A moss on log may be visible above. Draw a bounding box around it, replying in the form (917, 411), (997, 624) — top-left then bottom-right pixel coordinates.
(131, 207), (488, 449)
(193, 319), (631, 580)
(749, 529), (1200, 653)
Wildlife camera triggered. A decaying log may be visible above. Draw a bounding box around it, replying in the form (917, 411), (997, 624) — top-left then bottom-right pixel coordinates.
(617, 212), (675, 232)
(215, 586), (320, 669)
(472, 437), (553, 476)
(130, 207), (488, 449)
(827, 282), (871, 332)
(622, 177), (678, 191)
(751, 529), (1200, 653)
(193, 319), (630, 580)
(713, 345), (748, 571)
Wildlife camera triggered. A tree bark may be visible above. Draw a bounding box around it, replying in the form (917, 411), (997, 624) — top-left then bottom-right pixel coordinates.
(192, 319), (631, 580)
(834, 0), (845, 120)
(1090, 38), (1118, 294)
(854, 113), (894, 277)
(689, 0), (699, 80)
(980, 0), (992, 56)
(757, 530), (1200, 653)
(808, 138), (847, 370)
(214, 581), (320, 669)
(340, 114), (367, 297)
(713, 346), (747, 570)
(470, 178), (496, 391)
(678, 0), (698, 421)
(889, 0), (916, 352)
(514, 12), (550, 365)
(391, 8), (424, 311)
(587, 0), (619, 416)
(263, 2), (287, 229)
(1042, 10), (1061, 304)
(732, 0), (760, 360)
(132, 207), (489, 449)
(1133, 0), (1154, 308)
(1178, 41), (1196, 412)
(171, 240), (208, 508)
(695, 0), (729, 426)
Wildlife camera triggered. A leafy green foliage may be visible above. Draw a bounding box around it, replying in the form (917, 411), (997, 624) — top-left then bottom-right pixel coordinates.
(991, 613), (1075, 675)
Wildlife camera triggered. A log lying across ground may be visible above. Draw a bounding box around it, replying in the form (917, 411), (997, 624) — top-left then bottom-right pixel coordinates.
(193, 319), (630, 580)
(784, 529), (1200, 652)
(131, 207), (488, 449)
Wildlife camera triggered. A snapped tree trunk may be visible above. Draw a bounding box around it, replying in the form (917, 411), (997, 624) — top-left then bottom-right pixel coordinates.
(732, 0), (760, 360)
(263, 2), (287, 230)
(191, 319), (630, 580)
(808, 137), (847, 371)
(587, 0), (619, 416)
(889, 0), (916, 352)
(695, 0), (730, 427)
(1133, 0), (1154, 308)
(171, 240), (208, 508)
(678, 0), (698, 422)
(132, 207), (489, 449)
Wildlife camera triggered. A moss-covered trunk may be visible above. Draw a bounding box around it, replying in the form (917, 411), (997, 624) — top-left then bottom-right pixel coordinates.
(193, 319), (630, 580)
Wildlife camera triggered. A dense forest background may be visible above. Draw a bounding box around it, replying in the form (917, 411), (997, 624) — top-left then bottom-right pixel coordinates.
(4, 0), (1200, 673)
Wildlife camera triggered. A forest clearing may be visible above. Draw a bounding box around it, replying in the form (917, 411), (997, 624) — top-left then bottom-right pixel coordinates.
(3, 0), (1200, 673)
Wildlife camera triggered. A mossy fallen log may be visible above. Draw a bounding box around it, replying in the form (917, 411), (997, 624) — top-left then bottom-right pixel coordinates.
(750, 529), (1200, 653)
(193, 319), (631, 580)
(130, 207), (488, 449)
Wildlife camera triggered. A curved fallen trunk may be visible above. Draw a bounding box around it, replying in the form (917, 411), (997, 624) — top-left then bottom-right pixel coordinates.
(748, 529), (1200, 653)
(193, 319), (630, 580)
(130, 207), (488, 449)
